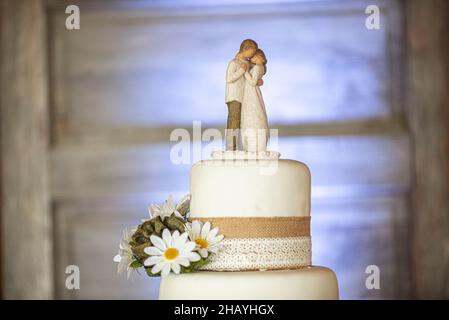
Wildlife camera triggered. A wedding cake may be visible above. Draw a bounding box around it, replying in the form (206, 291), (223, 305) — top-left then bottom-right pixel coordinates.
(159, 159), (339, 299)
(159, 40), (338, 300)
(114, 39), (338, 300)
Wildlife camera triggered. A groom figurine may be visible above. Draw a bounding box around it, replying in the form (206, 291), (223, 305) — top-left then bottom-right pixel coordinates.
(225, 39), (263, 151)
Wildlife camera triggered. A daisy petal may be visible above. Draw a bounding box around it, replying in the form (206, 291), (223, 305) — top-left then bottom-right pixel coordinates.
(171, 231), (179, 246)
(167, 195), (175, 208)
(206, 227), (219, 241)
(177, 257), (190, 267)
(209, 234), (224, 245)
(208, 246), (219, 254)
(144, 246), (163, 256)
(178, 232), (188, 244)
(150, 235), (167, 251)
(171, 263), (180, 274)
(199, 248), (208, 258)
(181, 241), (196, 253)
(201, 222), (211, 238)
(144, 255), (163, 266)
(149, 204), (160, 218)
(161, 264), (171, 277)
(162, 229), (172, 247)
(174, 210), (183, 219)
(151, 261), (165, 274)
(187, 252), (201, 262)
(192, 220), (202, 236)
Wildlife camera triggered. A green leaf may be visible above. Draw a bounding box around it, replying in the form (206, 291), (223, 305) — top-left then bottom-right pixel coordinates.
(130, 260), (143, 269)
(180, 256), (210, 274)
(144, 266), (160, 277)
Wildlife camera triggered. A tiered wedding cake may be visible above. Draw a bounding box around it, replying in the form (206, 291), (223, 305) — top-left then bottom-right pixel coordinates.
(114, 39), (338, 300)
(159, 157), (338, 299)
(159, 40), (338, 300)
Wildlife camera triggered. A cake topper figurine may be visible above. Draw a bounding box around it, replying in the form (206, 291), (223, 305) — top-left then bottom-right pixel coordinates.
(214, 39), (279, 160)
(225, 39), (267, 152)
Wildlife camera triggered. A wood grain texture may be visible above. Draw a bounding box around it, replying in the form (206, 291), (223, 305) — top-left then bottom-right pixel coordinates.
(406, 0), (449, 299)
(54, 203), (160, 299)
(50, 135), (410, 201)
(0, 0), (53, 298)
(45, 116), (407, 147)
(47, 0), (403, 146)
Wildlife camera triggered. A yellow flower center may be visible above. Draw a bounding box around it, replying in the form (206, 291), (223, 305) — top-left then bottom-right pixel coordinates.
(164, 248), (179, 261)
(195, 238), (208, 249)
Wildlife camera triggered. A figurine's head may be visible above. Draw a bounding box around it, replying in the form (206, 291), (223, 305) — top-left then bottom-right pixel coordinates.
(238, 39), (258, 59)
(250, 49), (267, 67)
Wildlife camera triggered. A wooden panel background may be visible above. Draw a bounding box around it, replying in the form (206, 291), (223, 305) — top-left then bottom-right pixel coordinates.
(45, 0), (410, 299)
(406, 0), (449, 298)
(0, 0), (53, 299)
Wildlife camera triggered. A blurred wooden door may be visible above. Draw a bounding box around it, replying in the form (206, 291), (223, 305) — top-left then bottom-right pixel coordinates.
(44, 0), (411, 299)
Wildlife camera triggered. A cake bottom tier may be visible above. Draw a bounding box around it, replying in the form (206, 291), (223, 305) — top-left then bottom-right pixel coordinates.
(159, 266), (338, 300)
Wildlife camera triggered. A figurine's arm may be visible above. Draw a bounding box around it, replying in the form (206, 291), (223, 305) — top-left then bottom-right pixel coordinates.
(244, 69), (260, 87)
(226, 61), (246, 83)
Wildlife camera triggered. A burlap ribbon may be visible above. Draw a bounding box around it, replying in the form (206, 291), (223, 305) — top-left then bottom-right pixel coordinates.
(191, 216), (310, 239)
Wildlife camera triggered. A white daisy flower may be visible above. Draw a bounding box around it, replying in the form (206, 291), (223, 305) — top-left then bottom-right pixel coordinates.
(186, 220), (224, 258)
(147, 195), (183, 221)
(143, 229), (200, 277)
(113, 228), (136, 279)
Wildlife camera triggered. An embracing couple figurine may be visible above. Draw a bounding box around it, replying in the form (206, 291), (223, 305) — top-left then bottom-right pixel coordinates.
(225, 39), (269, 153)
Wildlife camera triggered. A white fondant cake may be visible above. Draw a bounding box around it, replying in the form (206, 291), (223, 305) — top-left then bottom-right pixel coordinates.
(160, 266), (338, 300)
(159, 158), (339, 299)
(190, 159), (311, 217)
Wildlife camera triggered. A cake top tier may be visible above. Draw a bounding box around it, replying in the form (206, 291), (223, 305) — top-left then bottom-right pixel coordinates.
(190, 159), (311, 218)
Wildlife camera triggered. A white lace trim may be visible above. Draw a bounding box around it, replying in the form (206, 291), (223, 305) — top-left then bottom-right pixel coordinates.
(199, 236), (311, 271)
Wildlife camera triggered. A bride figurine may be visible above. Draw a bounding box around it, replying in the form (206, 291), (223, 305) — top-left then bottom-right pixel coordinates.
(241, 49), (269, 153)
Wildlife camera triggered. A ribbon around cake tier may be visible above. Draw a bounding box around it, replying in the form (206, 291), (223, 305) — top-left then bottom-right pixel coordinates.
(191, 216), (312, 271)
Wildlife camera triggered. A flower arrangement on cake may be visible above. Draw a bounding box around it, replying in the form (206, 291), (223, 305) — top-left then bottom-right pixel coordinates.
(113, 195), (224, 278)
